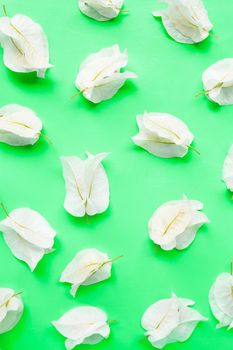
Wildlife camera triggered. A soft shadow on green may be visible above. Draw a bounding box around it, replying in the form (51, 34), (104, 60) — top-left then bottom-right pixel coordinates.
(0, 138), (51, 157)
(63, 206), (112, 230)
(4, 67), (55, 91)
(131, 143), (197, 166)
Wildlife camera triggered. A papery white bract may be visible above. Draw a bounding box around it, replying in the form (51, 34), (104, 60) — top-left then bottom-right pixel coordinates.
(149, 196), (209, 250)
(153, 0), (213, 44)
(60, 248), (112, 297)
(79, 0), (124, 21)
(75, 44), (137, 103)
(60, 152), (110, 217)
(0, 104), (42, 146)
(0, 14), (52, 78)
(0, 207), (56, 271)
(209, 273), (233, 329)
(141, 293), (207, 349)
(223, 145), (233, 192)
(0, 288), (23, 334)
(202, 58), (233, 105)
(132, 112), (194, 158)
(52, 306), (110, 349)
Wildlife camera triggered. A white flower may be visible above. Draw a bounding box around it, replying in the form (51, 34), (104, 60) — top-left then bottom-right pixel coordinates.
(60, 249), (122, 297)
(209, 272), (233, 329)
(148, 196), (209, 250)
(60, 152), (110, 217)
(75, 44), (137, 103)
(0, 13), (52, 78)
(0, 104), (42, 146)
(201, 58), (233, 105)
(132, 112), (195, 158)
(153, 0), (213, 44)
(52, 306), (110, 349)
(79, 0), (124, 21)
(0, 288), (23, 334)
(223, 144), (233, 192)
(141, 293), (207, 349)
(0, 205), (56, 271)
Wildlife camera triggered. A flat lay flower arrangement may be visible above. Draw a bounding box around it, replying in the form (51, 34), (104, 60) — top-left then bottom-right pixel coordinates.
(0, 0), (233, 349)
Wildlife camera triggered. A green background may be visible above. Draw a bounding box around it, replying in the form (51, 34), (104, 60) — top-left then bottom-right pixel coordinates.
(0, 0), (233, 349)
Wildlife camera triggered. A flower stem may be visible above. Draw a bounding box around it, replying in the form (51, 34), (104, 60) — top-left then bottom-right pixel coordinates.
(0, 202), (9, 217)
(195, 89), (210, 98)
(85, 213), (90, 224)
(187, 144), (200, 155)
(39, 131), (53, 145)
(2, 4), (8, 16)
(70, 90), (83, 99)
(109, 255), (123, 263)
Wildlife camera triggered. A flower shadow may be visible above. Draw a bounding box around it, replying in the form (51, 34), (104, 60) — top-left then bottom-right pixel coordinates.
(63, 205), (112, 231)
(4, 68), (55, 91)
(0, 136), (51, 157)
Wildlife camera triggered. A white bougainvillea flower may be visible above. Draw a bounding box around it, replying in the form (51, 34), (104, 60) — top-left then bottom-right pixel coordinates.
(60, 248), (122, 297)
(52, 306), (110, 349)
(149, 196), (209, 250)
(0, 288), (23, 334)
(0, 204), (56, 271)
(201, 59), (233, 105)
(223, 145), (233, 192)
(209, 272), (233, 329)
(61, 152), (110, 217)
(0, 11), (52, 78)
(79, 0), (124, 21)
(0, 104), (42, 146)
(75, 44), (137, 103)
(132, 112), (195, 158)
(153, 0), (213, 44)
(142, 293), (207, 349)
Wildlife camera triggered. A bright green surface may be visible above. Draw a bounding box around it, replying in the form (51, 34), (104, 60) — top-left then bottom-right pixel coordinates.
(0, 0), (233, 349)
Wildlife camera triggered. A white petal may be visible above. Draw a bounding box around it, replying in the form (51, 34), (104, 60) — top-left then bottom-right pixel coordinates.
(202, 59), (233, 105)
(66, 326), (110, 349)
(171, 306), (207, 340)
(1, 228), (45, 271)
(61, 153), (110, 217)
(60, 156), (86, 217)
(0, 14), (51, 77)
(75, 44), (136, 103)
(83, 71), (137, 104)
(80, 44), (127, 72)
(209, 280), (233, 329)
(52, 306), (110, 347)
(0, 207), (56, 270)
(85, 152), (110, 215)
(223, 145), (233, 191)
(149, 199), (192, 248)
(0, 104), (42, 146)
(175, 210), (209, 250)
(79, 0), (123, 21)
(153, 0), (212, 44)
(149, 197), (208, 250)
(0, 288), (23, 334)
(132, 112), (194, 158)
(60, 248), (112, 297)
(213, 273), (233, 319)
(141, 298), (180, 342)
(0, 32), (33, 73)
(142, 294), (207, 348)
